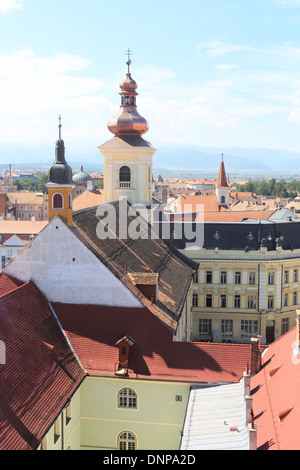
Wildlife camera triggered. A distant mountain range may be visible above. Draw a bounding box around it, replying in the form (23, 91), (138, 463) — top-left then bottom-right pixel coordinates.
(0, 141), (300, 176)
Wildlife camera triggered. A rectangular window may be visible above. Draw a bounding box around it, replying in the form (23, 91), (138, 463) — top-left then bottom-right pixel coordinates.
(248, 295), (257, 309)
(206, 294), (212, 308)
(234, 295), (241, 308)
(268, 272), (274, 285)
(281, 318), (289, 335)
(66, 402), (72, 425)
(241, 320), (258, 337)
(220, 294), (227, 308)
(206, 271), (212, 284)
(293, 292), (297, 305)
(192, 294), (198, 307)
(221, 319), (233, 338)
(283, 293), (288, 307)
(294, 269), (298, 282)
(235, 272), (241, 285)
(284, 270), (289, 283)
(249, 272), (256, 285)
(220, 271), (227, 284)
(54, 416), (61, 444)
(268, 296), (274, 309)
(193, 271), (198, 283)
(199, 319), (212, 337)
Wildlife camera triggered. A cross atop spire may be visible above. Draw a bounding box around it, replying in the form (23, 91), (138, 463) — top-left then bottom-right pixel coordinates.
(125, 49), (133, 73)
(58, 115), (62, 139)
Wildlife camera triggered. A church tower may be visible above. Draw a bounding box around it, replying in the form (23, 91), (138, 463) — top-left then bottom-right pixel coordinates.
(216, 155), (230, 210)
(98, 55), (156, 205)
(46, 117), (74, 226)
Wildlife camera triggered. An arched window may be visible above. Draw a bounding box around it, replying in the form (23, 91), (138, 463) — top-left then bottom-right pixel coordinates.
(119, 166), (131, 182)
(118, 388), (137, 409)
(53, 193), (63, 209)
(220, 196), (226, 204)
(118, 431), (137, 451)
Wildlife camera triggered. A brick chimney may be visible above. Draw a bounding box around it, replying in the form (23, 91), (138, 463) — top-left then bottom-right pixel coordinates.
(250, 337), (261, 374)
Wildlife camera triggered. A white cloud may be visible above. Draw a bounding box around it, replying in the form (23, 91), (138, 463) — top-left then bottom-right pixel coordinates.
(196, 40), (256, 58)
(276, 0), (300, 6)
(215, 64), (237, 71)
(0, 0), (23, 14)
(0, 48), (110, 142)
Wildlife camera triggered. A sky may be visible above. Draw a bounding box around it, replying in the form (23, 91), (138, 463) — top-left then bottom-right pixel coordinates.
(1, 0), (300, 163)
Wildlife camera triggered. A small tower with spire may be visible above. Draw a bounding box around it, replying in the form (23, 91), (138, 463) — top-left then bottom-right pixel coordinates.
(46, 116), (74, 226)
(98, 52), (156, 205)
(216, 154), (230, 210)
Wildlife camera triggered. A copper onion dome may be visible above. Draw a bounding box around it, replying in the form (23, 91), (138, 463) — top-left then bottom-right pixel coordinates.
(107, 59), (149, 136)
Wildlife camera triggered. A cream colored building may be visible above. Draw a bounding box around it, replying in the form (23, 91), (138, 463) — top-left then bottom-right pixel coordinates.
(176, 218), (300, 345)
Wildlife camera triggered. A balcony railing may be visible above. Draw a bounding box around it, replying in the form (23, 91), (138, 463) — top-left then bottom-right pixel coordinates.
(118, 181), (133, 188)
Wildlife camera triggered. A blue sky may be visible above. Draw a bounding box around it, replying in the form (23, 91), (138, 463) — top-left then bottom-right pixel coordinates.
(1, 0), (300, 160)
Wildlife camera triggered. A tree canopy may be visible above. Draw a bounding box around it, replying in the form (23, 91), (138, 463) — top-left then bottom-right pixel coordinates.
(234, 178), (299, 199)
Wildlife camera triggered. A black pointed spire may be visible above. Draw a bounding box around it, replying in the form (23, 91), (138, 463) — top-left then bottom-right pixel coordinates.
(47, 116), (73, 185)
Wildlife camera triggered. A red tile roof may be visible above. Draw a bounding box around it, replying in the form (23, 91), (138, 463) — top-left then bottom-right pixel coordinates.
(198, 210), (275, 222)
(0, 281), (85, 450)
(53, 303), (252, 384)
(251, 327), (300, 450)
(176, 195), (220, 213)
(0, 273), (24, 296)
(216, 161), (229, 188)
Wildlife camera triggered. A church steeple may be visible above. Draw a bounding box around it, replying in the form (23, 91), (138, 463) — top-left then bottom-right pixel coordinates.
(46, 117), (74, 226)
(216, 155), (230, 210)
(99, 54), (156, 206)
(216, 154), (229, 189)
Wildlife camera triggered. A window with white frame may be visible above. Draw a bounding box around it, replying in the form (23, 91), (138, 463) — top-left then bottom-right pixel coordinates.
(198, 319), (212, 337)
(293, 292), (298, 305)
(268, 296), (274, 309)
(221, 319), (233, 338)
(118, 388), (137, 409)
(247, 295), (257, 309)
(268, 272), (275, 285)
(294, 269), (298, 282)
(192, 294), (198, 307)
(249, 272), (256, 285)
(220, 271), (227, 284)
(284, 270), (289, 283)
(281, 318), (289, 335)
(283, 293), (288, 307)
(118, 431), (137, 451)
(220, 294), (227, 308)
(206, 294), (212, 308)
(241, 320), (258, 337)
(234, 295), (241, 308)
(235, 272), (241, 285)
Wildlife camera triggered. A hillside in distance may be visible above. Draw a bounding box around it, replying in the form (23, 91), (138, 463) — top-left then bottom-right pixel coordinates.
(152, 145), (300, 173)
(0, 141), (300, 175)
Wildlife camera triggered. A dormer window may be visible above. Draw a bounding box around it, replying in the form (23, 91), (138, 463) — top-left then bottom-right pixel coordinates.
(115, 335), (135, 376)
